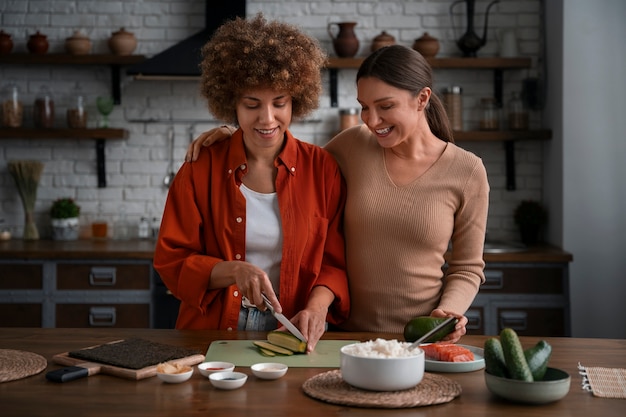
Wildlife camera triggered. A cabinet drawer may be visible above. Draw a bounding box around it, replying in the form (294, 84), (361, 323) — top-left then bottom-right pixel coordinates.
(481, 266), (564, 294)
(56, 304), (150, 328)
(464, 307), (484, 335)
(0, 264), (43, 289)
(0, 304), (42, 327)
(56, 264), (150, 290)
(496, 307), (565, 336)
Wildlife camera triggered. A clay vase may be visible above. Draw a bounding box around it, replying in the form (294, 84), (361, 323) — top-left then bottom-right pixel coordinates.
(27, 31), (49, 55)
(327, 22), (359, 58)
(412, 32), (440, 58)
(0, 30), (13, 55)
(371, 31), (395, 52)
(108, 28), (137, 56)
(65, 30), (92, 55)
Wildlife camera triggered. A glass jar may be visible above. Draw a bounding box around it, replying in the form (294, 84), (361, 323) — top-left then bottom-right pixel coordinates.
(479, 97), (500, 131)
(67, 83), (87, 128)
(339, 108), (359, 131)
(444, 85), (463, 131)
(1, 83), (23, 127)
(33, 85), (55, 128)
(507, 92), (529, 130)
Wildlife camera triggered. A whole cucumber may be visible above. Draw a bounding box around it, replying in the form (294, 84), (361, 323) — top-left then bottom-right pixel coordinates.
(524, 340), (552, 381)
(500, 328), (534, 381)
(484, 337), (509, 378)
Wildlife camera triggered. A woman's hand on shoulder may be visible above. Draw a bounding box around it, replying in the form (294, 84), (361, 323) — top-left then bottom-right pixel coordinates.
(185, 125), (236, 162)
(430, 308), (467, 344)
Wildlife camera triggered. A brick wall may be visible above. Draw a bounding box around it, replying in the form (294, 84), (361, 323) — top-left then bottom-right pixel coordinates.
(0, 0), (545, 241)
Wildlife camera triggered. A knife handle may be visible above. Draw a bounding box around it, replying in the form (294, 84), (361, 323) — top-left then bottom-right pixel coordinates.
(46, 366), (89, 382)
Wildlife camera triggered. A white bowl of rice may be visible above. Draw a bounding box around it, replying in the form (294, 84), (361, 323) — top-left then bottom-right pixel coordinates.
(340, 338), (424, 391)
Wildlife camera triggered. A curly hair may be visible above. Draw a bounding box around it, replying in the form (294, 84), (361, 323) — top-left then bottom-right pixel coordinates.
(200, 14), (326, 125)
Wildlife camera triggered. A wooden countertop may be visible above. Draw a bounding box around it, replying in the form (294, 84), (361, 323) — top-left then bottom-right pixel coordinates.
(0, 328), (623, 417)
(0, 239), (572, 263)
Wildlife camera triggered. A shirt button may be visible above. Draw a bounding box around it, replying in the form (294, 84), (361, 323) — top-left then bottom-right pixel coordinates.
(236, 217), (242, 223)
(235, 254), (242, 260)
(233, 290), (239, 297)
(228, 169), (232, 174)
(291, 166), (296, 172)
(227, 327), (233, 331)
(240, 164), (246, 170)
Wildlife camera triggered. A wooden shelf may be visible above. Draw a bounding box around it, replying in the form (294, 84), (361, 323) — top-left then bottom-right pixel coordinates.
(0, 53), (146, 104)
(0, 127), (128, 188)
(0, 127), (128, 140)
(453, 130), (552, 141)
(326, 56), (532, 69)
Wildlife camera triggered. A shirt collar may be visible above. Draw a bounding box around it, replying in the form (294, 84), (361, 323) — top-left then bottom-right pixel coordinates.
(227, 128), (299, 177)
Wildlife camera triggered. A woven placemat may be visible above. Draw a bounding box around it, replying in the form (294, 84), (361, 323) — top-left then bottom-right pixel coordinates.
(579, 363), (626, 399)
(0, 349), (48, 383)
(302, 370), (462, 408)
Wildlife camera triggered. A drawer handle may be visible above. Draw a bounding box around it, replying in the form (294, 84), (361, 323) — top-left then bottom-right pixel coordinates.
(465, 309), (482, 331)
(499, 311), (527, 331)
(89, 306), (117, 327)
(482, 270), (503, 289)
(89, 267), (116, 286)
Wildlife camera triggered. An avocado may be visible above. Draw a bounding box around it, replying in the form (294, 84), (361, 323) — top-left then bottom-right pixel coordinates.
(403, 316), (458, 343)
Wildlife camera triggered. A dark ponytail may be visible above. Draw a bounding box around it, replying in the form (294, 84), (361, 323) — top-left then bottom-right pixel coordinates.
(357, 45), (454, 143)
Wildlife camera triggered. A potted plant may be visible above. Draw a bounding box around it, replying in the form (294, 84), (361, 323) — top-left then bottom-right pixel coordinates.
(513, 200), (547, 245)
(50, 197), (81, 240)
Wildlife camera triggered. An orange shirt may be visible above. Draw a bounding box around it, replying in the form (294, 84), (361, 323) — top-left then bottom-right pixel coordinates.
(153, 129), (349, 330)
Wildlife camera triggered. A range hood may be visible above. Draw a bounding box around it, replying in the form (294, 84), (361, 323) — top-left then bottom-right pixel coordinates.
(127, 1), (246, 80)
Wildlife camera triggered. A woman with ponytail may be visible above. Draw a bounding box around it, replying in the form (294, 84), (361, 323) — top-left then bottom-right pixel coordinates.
(187, 45), (489, 343)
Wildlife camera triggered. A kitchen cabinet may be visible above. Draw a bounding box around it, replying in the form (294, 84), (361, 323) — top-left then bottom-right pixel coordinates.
(327, 56), (551, 189)
(0, 259), (153, 328)
(465, 262), (570, 336)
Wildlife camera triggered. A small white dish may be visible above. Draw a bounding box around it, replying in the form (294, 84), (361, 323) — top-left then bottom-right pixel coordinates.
(422, 344), (485, 373)
(251, 362), (288, 380)
(209, 371), (248, 390)
(156, 368), (193, 383)
(197, 361), (235, 377)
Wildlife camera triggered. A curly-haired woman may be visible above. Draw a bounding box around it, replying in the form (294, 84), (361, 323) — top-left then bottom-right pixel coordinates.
(154, 14), (349, 352)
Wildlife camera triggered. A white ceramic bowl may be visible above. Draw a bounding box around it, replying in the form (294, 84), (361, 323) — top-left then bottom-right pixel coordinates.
(340, 340), (424, 391)
(156, 368), (193, 383)
(251, 362), (288, 380)
(485, 367), (571, 404)
(209, 371), (248, 390)
(197, 361), (235, 377)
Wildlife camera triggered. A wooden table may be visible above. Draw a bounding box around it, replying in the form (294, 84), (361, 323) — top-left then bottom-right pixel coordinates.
(1, 328), (624, 417)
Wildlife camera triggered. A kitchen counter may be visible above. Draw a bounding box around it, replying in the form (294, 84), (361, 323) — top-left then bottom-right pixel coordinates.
(0, 238), (573, 263)
(0, 328), (623, 417)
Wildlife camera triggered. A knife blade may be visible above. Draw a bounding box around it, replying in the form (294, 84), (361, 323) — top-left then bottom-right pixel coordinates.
(261, 293), (308, 343)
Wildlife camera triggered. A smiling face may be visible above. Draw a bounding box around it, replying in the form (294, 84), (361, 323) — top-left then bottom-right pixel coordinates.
(236, 88), (293, 154)
(356, 76), (431, 149)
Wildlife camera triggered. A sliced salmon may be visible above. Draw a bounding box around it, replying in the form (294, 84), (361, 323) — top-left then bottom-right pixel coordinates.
(421, 343), (475, 362)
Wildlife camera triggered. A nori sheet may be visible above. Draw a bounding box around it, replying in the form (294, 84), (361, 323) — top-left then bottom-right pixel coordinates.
(68, 338), (201, 370)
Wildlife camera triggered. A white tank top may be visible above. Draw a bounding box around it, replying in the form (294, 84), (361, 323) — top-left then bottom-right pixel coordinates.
(239, 183), (283, 294)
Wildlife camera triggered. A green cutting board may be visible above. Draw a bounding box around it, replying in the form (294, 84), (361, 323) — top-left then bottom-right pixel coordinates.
(205, 340), (357, 368)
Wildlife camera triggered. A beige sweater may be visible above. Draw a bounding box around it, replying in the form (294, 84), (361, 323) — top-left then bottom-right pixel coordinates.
(325, 125), (489, 333)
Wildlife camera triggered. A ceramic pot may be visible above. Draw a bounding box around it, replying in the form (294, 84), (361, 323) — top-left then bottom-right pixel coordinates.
(327, 22), (359, 58)
(371, 31), (395, 52)
(412, 32), (440, 58)
(27, 31), (49, 55)
(65, 30), (92, 55)
(0, 30), (13, 55)
(108, 28), (137, 56)
(51, 217), (79, 241)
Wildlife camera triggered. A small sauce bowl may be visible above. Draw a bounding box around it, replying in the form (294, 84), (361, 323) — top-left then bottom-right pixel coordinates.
(251, 362), (288, 380)
(197, 361), (235, 377)
(156, 368), (193, 383)
(209, 371), (248, 390)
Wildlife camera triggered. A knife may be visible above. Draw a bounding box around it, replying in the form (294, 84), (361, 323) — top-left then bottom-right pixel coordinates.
(261, 293), (308, 343)
(408, 316), (458, 350)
